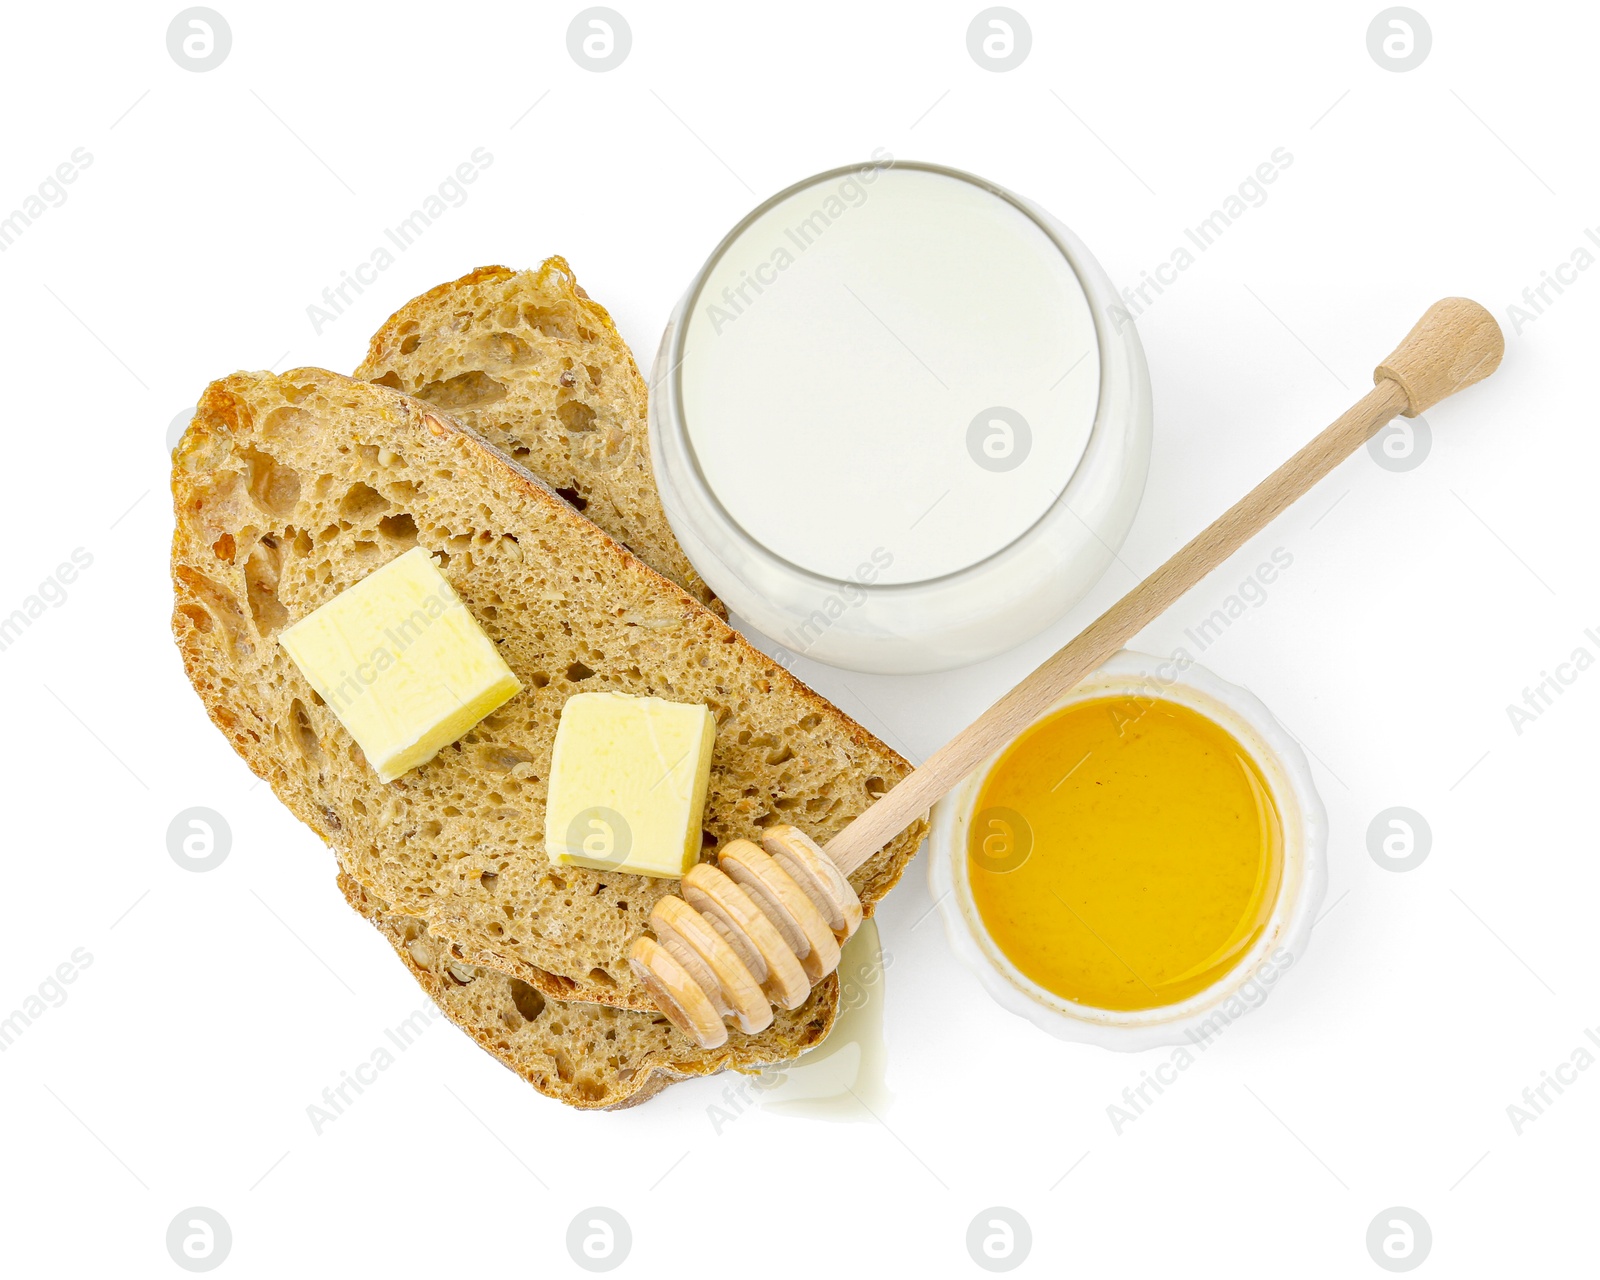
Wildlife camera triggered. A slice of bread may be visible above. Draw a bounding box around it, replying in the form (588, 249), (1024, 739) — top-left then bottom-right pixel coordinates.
(338, 873), (835, 1109)
(171, 368), (924, 1011)
(355, 260), (722, 616)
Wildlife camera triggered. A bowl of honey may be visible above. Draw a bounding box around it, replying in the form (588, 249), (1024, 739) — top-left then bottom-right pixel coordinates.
(929, 651), (1327, 1049)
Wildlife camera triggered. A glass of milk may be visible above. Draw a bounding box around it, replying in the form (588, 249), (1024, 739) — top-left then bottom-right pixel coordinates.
(650, 159), (1151, 674)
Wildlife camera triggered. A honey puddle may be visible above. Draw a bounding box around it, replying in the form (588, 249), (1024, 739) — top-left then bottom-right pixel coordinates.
(968, 695), (1283, 1011)
(757, 918), (889, 1119)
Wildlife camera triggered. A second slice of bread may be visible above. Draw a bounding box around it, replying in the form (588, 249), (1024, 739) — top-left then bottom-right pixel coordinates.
(172, 368), (924, 1011)
(356, 259), (722, 615)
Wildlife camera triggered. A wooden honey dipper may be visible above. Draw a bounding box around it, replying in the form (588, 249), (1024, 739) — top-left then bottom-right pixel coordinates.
(630, 298), (1504, 1048)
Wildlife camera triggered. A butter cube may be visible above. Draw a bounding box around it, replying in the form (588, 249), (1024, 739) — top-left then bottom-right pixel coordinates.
(544, 691), (716, 878)
(278, 547), (522, 783)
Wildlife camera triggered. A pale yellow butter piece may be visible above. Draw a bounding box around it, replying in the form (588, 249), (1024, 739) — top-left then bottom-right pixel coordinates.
(544, 691), (717, 878)
(278, 546), (522, 783)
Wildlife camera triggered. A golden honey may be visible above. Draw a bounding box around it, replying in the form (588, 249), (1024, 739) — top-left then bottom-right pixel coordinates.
(968, 695), (1282, 1011)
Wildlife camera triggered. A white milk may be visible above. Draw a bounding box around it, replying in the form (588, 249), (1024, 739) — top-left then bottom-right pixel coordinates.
(678, 165), (1099, 585)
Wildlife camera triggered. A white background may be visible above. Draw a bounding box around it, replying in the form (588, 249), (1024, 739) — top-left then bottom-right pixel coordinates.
(1, 0), (1594, 1274)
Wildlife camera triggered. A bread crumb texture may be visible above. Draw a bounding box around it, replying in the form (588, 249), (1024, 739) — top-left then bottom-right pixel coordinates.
(340, 873), (837, 1110)
(170, 368), (925, 1011)
(355, 259), (723, 615)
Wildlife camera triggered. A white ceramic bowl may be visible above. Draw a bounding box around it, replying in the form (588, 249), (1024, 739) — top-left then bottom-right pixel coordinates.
(929, 651), (1328, 1050)
(649, 160), (1152, 675)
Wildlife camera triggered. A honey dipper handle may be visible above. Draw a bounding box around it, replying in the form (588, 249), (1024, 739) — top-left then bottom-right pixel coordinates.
(824, 299), (1504, 877)
(1374, 297), (1505, 417)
